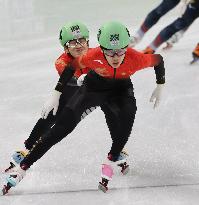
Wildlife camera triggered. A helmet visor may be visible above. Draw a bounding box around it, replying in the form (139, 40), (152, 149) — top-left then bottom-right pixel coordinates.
(65, 38), (88, 48)
(103, 48), (127, 57)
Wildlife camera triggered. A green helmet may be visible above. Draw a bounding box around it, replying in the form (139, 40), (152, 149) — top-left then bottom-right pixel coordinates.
(97, 21), (130, 49)
(59, 21), (89, 47)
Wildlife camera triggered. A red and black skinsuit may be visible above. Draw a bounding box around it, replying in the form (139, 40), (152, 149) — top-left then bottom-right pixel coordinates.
(21, 47), (165, 169)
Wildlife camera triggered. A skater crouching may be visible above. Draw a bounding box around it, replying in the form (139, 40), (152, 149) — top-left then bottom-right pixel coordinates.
(4, 21), (165, 194)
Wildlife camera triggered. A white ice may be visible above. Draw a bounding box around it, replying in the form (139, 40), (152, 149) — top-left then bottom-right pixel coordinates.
(0, 0), (199, 204)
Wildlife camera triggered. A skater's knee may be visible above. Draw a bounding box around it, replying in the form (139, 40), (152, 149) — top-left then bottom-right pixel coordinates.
(155, 7), (167, 16)
(160, 23), (180, 40)
(40, 124), (68, 145)
(124, 98), (137, 114)
(173, 18), (188, 30)
(57, 107), (77, 127)
(147, 10), (162, 22)
(53, 107), (77, 137)
(156, 0), (180, 14)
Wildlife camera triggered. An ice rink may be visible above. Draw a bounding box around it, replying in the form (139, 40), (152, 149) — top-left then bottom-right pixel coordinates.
(0, 0), (199, 204)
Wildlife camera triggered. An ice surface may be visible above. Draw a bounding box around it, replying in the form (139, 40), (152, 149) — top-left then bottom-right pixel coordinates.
(0, 0), (199, 204)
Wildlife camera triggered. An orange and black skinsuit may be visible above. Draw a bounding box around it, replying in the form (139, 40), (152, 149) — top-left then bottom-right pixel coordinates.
(24, 53), (90, 150)
(21, 47), (165, 169)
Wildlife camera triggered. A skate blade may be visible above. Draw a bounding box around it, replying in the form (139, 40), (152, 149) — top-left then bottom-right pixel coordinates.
(190, 58), (199, 65)
(4, 162), (16, 173)
(98, 183), (108, 193)
(1, 183), (12, 196)
(162, 46), (173, 50)
(121, 165), (130, 175)
(162, 43), (173, 50)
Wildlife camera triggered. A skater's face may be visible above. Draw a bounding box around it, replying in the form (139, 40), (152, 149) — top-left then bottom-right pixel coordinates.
(64, 38), (89, 58)
(103, 48), (126, 68)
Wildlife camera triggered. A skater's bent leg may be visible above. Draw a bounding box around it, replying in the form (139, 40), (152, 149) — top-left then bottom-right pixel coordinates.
(20, 107), (78, 168)
(24, 112), (56, 150)
(109, 97), (137, 160)
(101, 103), (120, 141)
(24, 86), (79, 150)
(20, 88), (101, 168)
(150, 5), (199, 49)
(140, 0), (180, 33)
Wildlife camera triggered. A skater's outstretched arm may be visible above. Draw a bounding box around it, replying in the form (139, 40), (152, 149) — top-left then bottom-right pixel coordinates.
(150, 54), (165, 108)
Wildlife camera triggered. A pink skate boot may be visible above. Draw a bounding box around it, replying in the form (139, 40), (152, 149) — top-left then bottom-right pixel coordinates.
(98, 164), (113, 193)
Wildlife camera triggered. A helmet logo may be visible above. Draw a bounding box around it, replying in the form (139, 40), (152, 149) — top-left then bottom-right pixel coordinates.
(110, 34), (119, 46)
(59, 30), (62, 40)
(70, 25), (82, 38)
(97, 29), (101, 41)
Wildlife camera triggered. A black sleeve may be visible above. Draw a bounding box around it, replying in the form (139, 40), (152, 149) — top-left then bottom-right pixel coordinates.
(154, 54), (165, 84)
(55, 65), (75, 92)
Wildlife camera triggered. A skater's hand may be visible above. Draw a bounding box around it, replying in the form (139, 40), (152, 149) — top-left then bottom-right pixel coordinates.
(41, 90), (62, 119)
(150, 84), (164, 109)
(77, 74), (87, 86)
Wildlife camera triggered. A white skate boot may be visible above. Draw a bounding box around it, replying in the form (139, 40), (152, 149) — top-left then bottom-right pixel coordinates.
(6, 166), (26, 187)
(1, 166), (26, 195)
(114, 150), (130, 175)
(163, 31), (184, 50)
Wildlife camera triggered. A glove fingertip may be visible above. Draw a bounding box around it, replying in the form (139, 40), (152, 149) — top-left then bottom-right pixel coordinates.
(44, 111), (49, 119)
(53, 108), (57, 116)
(41, 112), (44, 119)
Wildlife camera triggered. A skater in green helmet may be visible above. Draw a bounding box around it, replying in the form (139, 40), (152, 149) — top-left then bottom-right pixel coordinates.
(4, 21), (93, 174)
(97, 21), (131, 69)
(4, 21), (165, 194)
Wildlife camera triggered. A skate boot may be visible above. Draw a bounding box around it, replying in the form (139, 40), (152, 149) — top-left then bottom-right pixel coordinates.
(1, 165), (26, 195)
(5, 150), (28, 173)
(162, 42), (173, 50)
(190, 43), (199, 64)
(108, 150), (130, 175)
(98, 164), (113, 193)
(117, 151), (130, 175)
(143, 46), (155, 54)
(98, 151), (130, 193)
(6, 166), (26, 187)
(162, 32), (183, 50)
